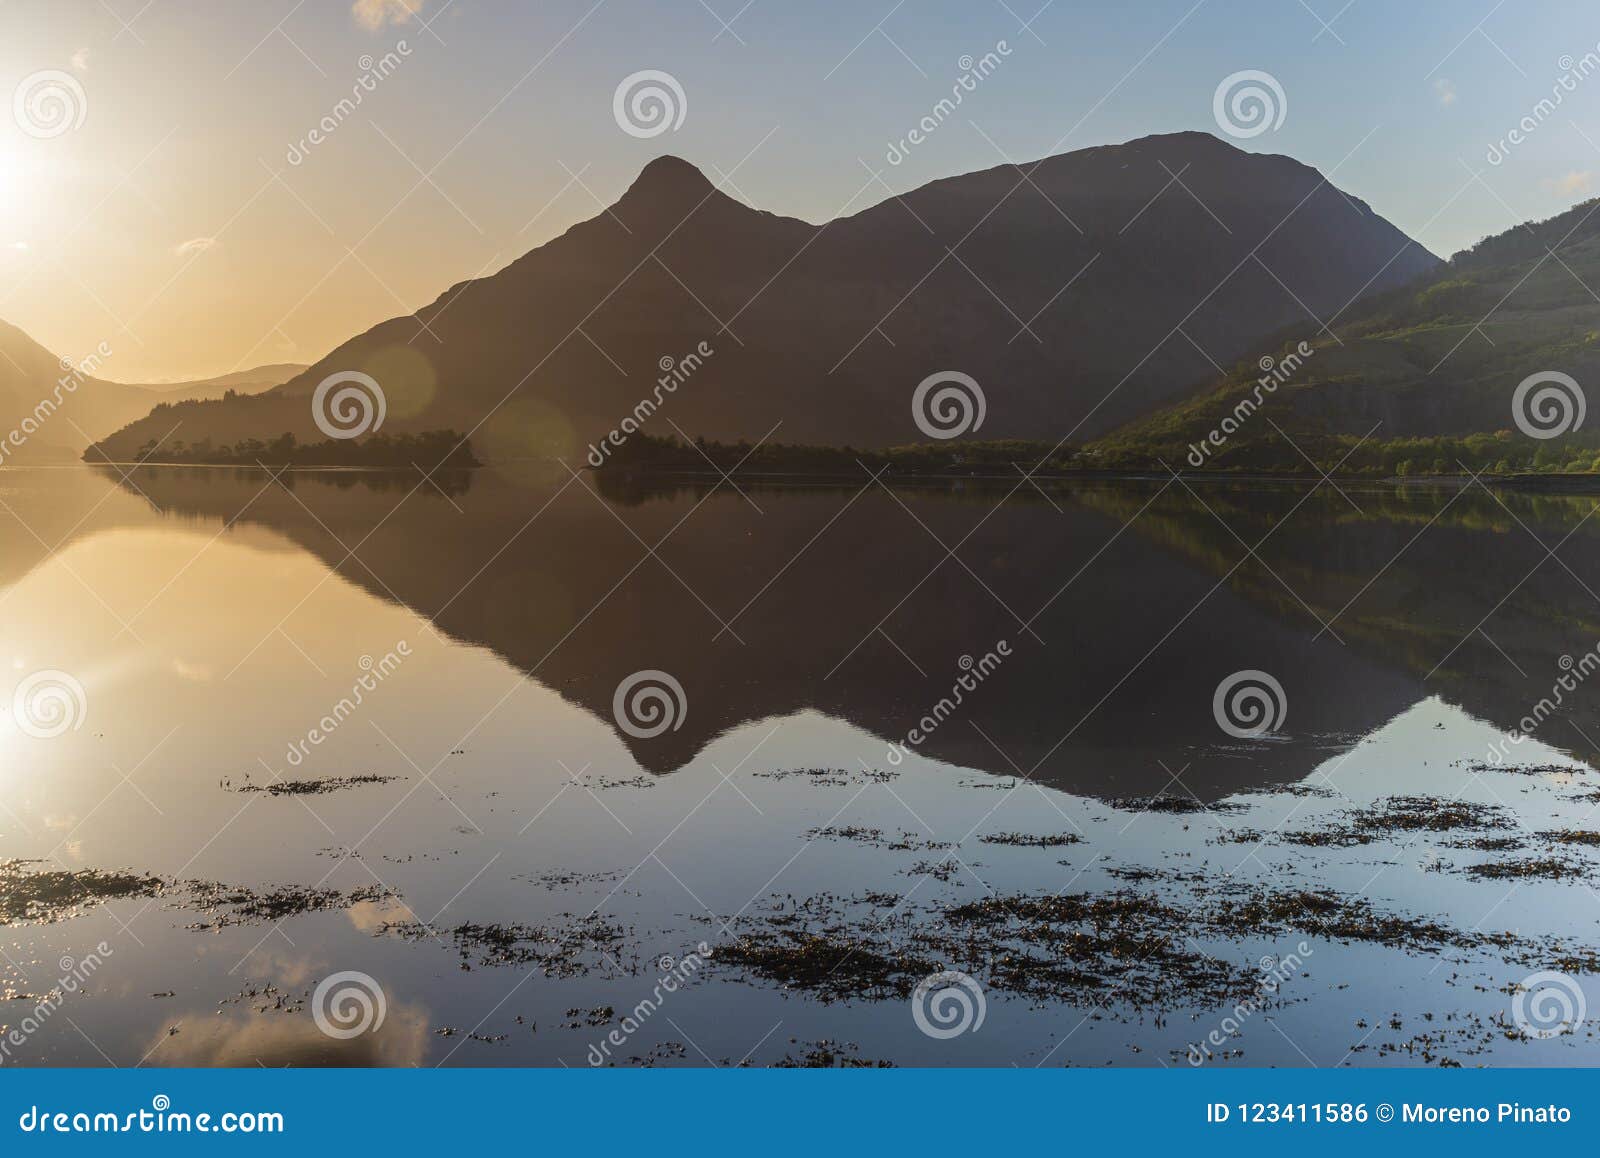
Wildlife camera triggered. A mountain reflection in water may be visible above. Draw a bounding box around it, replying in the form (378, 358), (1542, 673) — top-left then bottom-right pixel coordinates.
(88, 463), (1600, 796)
(0, 464), (1596, 1068)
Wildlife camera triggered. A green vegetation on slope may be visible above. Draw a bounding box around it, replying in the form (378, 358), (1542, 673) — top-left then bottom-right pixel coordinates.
(1089, 197), (1600, 475)
(88, 428), (480, 469)
(589, 432), (1079, 476)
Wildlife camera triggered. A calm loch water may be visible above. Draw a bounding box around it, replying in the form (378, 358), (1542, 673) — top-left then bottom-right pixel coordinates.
(3, 464), (1600, 1067)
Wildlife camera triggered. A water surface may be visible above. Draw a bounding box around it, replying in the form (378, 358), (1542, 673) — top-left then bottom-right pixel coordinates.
(3, 464), (1600, 1067)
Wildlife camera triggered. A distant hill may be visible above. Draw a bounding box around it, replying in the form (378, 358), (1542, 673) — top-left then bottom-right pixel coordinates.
(150, 363), (308, 398)
(89, 132), (1437, 464)
(0, 321), (301, 462)
(1091, 197), (1600, 474)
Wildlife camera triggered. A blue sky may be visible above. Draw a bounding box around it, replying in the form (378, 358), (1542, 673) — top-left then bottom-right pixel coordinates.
(2, 0), (1599, 377)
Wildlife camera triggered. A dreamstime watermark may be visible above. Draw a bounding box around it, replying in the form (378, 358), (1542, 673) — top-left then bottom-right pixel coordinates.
(912, 370), (986, 440)
(1212, 70), (1286, 139)
(1212, 670), (1287, 739)
(586, 943), (712, 1065)
(1187, 942), (1312, 1065)
(284, 643), (410, 766)
(1512, 370), (1585, 439)
(0, 342), (113, 466)
(12, 70), (86, 139)
(311, 970), (387, 1039)
(885, 41), (1013, 165)
(1187, 341), (1314, 467)
(1487, 48), (1600, 165)
(312, 370), (387, 440)
(0, 944), (113, 1065)
(611, 670), (686, 739)
(286, 41), (413, 166)
(17, 1097), (284, 1135)
(1484, 644), (1600, 764)
(1511, 970), (1586, 1040)
(613, 69), (686, 138)
(586, 340), (714, 467)
(911, 970), (986, 1039)
(886, 642), (1011, 765)
(11, 670), (87, 740)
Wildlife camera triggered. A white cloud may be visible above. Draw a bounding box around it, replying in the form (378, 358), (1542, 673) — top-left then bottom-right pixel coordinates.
(174, 236), (219, 257)
(1434, 78), (1456, 107)
(1551, 171), (1595, 197)
(352, 0), (427, 29)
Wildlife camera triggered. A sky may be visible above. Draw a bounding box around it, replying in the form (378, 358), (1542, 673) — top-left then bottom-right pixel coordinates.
(1, 0), (1598, 381)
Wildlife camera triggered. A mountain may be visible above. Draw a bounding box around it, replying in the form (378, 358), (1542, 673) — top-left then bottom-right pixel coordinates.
(153, 363), (308, 396)
(0, 320), (302, 462)
(88, 132), (1438, 463)
(1091, 197), (1600, 473)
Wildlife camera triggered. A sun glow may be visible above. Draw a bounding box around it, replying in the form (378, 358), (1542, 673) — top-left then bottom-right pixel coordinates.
(0, 157), (17, 219)
(0, 147), (40, 225)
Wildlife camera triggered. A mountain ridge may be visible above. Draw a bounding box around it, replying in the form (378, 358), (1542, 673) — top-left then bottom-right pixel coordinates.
(1089, 193), (1600, 473)
(89, 131), (1440, 463)
(0, 322), (302, 461)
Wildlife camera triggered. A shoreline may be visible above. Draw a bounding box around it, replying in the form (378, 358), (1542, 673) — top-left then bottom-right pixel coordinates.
(65, 460), (1600, 494)
(589, 465), (1600, 493)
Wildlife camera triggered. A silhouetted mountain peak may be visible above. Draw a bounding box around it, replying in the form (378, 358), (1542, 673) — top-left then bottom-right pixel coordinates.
(1113, 129), (1295, 166)
(614, 154), (724, 216)
(92, 135), (1440, 460)
(1122, 129), (1241, 154)
(632, 154), (713, 192)
(600, 153), (768, 239)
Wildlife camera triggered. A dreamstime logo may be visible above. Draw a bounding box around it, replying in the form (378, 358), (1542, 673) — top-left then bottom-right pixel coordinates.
(0, 942), (112, 1065)
(887, 642), (1011, 765)
(885, 41), (1013, 165)
(284, 643), (410, 767)
(612, 670), (686, 739)
(0, 341), (113, 466)
(312, 371), (386, 440)
(1187, 341), (1314, 467)
(1511, 970), (1585, 1040)
(1512, 370), (1585, 440)
(612, 70), (686, 138)
(587, 942), (712, 1066)
(1487, 47), (1600, 165)
(13, 70), (87, 139)
(11, 670), (87, 739)
(911, 970), (986, 1039)
(586, 339), (714, 467)
(912, 371), (986, 440)
(311, 970), (387, 1039)
(1212, 70), (1287, 139)
(1485, 645), (1600, 766)
(286, 41), (413, 166)
(1187, 943), (1312, 1065)
(1212, 670), (1287, 739)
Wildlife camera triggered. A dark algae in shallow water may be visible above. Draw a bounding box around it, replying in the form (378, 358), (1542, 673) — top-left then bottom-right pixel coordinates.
(0, 859), (163, 924)
(1110, 795), (1245, 815)
(978, 832), (1084, 847)
(1539, 830), (1600, 847)
(221, 773), (400, 796)
(716, 932), (939, 1001)
(385, 916), (636, 977)
(180, 880), (391, 928)
(1462, 857), (1591, 881)
(945, 891), (1253, 1006)
(771, 1040), (894, 1068)
(1282, 796), (1514, 847)
(1204, 888), (1474, 950)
